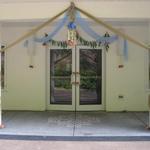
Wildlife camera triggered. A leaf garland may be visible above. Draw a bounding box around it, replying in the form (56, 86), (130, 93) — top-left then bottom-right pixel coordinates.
(42, 32), (110, 50)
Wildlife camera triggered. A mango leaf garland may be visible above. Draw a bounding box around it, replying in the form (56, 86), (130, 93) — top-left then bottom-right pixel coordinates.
(42, 32), (110, 50)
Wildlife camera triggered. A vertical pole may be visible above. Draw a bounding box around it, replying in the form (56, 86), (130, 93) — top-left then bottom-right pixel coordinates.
(148, 95), (150, 129)
(50, 46), (55, 103)
(149, 111), (150, 128)
(146, 94), (150, 129)
(0, 96), (1, 126)
(0, 100), (4, 128)
(147, 22), (150, 129)
(0, 24), (4, 128)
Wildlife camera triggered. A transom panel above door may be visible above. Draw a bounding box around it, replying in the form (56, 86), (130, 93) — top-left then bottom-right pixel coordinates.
(46, 46), (105, 111)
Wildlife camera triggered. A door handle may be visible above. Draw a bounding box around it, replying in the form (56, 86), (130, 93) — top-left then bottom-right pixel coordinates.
(71, 82), (76, 85)
(76, 73), (80, 85)
(71, 72), (75, 85)
(76, 82), (80, 85)
(71, 72), (80, 85)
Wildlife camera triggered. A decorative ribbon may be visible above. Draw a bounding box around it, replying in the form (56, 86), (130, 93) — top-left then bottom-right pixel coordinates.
(76, 12), (128, 60)
(123, 39), (128, 61)
(34, 14), (68, 43)
(67, 22), (76, 29)
(27, 11), (128, 61)
(33, 12), (118, 45)
(75, 12), (118, 44)
(24, 35), (36, 68)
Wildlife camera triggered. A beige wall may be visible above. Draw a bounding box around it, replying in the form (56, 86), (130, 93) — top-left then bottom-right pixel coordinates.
(0, 1), (150, 20)
(106, 25), (149, 111)
(1, 25), (46, 110)
(0, 20), (149, 111)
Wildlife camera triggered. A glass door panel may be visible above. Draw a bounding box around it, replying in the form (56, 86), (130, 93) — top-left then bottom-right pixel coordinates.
(76, 47), (104, 111)
(47, 47), (104, 111)
(80, 49), (102, 105)
(50, 49), (72, 105)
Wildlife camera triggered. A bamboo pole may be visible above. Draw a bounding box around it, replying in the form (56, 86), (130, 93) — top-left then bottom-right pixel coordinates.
(0, 7), (69, 52)
(75, 6), (150, 50)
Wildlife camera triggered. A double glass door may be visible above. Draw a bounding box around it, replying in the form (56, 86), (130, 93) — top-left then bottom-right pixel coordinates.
(47, 46), (105, 111)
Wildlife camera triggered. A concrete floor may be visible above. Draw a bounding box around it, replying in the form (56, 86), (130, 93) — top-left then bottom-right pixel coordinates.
(0, 111), (150, 137)
(1, 140), (150, 150)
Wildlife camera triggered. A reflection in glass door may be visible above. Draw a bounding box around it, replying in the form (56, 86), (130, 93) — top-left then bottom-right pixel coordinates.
(47, 47), (104, 111)
(50, 49), (72, 105)
(80, 49), (102, 105)
(76, 48), (104, 111)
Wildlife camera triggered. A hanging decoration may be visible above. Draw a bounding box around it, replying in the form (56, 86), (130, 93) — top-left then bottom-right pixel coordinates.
(75, 12), (118, 44)
(67, 2), (77, 47)
(32, 10), (120, 52)
(123, 39), (128, 61)
(67, 22), (77, 46)
(24, 35), (36, 68)
(103, 32), (110, 51)
(33, 11), (118, 48)
(24, 5), (128, 56)
(34, 14), (68, 43)
(117, 36), (124, 68)
(41, 32), (113, 49)
(116, 29), (128, 68)
(76, 32), (101, 48)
